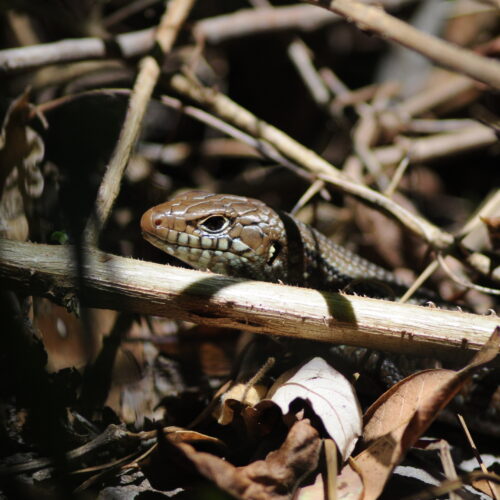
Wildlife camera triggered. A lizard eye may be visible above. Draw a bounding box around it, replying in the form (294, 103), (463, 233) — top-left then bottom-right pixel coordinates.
(199, 216), (229, 233)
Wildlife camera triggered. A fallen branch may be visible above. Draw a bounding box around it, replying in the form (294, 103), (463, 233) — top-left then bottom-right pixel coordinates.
(0, 239), (498, 362)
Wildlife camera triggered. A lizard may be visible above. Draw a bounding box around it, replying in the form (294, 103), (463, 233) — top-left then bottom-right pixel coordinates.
(140, 191), (500, 432)
(140, 190), (430, 301)
(139, 190), (461, 369)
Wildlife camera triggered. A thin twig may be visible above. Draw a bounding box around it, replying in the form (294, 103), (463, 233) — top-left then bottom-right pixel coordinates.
(389, 72), (474, 122)
(456, 414), (499, 499)
(399, 260), (439, 304)
(324, 439), (338, 500)
(458, 189), (500, 240)
(0, 4), (338, 73)
(402, 471), (500, 500)
(384, 154), (410, 198)
(288, 38), (330, 107)
(353, 124), (497, 168)
(194, 4), (339, 44)
(0, 28), (156, 72)
(437, 253), (500, 295)
(352, 106), (390, 190)
(400, 198), (500, 302)
(242, 356), (275, 402)
(290, 179), (326, 215)
(404, 119), (480, 134)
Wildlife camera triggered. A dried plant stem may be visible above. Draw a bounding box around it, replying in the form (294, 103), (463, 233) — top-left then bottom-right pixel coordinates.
(1, 239), (498, 362)
(0, 28), (156, 73)
(456, 414), (499, 499)
(195, 4), (339, 44)
(288, 38), (331, 107)
(324, 439), (338, 500)
(399, 260), (440, 304)
(390, 73), (474, 120)
(437, 254), (500, 296)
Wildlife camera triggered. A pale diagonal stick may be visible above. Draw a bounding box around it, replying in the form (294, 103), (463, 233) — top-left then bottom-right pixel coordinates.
(168, 73), (454, 250)
(168, 74), (500, 284)
(85, 0), (196, 245)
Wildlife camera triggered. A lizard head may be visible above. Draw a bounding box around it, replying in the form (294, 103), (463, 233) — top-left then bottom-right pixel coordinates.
(141, 191), (289, 281)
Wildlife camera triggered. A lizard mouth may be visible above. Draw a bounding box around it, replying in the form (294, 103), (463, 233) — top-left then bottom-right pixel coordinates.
(142, 227), (215, 252)
(142, 231), (169, 252)
(142, 229), (232, 269)
(142, 227), (256, 278)
(141, 230), (195, 259)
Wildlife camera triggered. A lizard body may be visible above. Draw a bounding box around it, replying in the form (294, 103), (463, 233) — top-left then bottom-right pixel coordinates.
(141, 191), (419, 300)
(140, 191), (500, 433)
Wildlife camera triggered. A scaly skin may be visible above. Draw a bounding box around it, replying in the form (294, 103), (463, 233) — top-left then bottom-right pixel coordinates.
(141, 191), (499, 432)
(141, 190), (415, 298)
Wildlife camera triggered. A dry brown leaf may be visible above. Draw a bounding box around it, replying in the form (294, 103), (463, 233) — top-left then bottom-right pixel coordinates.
(352, 327), (500, 500)
(267, 357), (362, 460)
(33, 300), (117, 371)
(175, 419), (321, 499)
(362, 369), (456, 446)
(471, 477), (499, 498)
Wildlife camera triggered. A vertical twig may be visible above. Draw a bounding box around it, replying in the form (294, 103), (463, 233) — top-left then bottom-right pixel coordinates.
(85, 0), (197, 245)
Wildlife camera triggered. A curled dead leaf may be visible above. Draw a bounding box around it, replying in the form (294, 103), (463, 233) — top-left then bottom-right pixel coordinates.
(266, 357), (362, 461)
(174, 419), (321, 500)
(353, 327), (500, 500)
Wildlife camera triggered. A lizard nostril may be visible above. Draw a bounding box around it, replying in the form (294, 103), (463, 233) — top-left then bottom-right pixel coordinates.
(153, 217), (162, 227)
